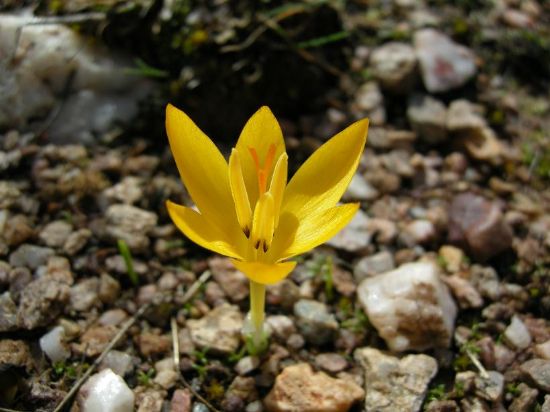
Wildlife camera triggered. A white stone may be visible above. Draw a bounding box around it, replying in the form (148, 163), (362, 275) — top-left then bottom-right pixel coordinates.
(100, 350), (134, 377)
(370, 42), (417, 92)
(327, 209), (371, 252)
(0, 13), (151, 143)
(40, 326), (70, 363)
(187, 304), (243, 355)
(504, 315), (532, 350)
(414, 29), (477, 93)
(407, 94), (447, 143)
(78, 369), (134, 412)
(343, 173), (379, 201)
(357, 261), (457, 351)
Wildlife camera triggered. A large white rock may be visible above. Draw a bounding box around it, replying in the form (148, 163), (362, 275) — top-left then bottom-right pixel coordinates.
(357, 261), (457, 352)
(78, 369), (134, 412)
(0, 13), (151, 143)
(414, 29), (477, 93)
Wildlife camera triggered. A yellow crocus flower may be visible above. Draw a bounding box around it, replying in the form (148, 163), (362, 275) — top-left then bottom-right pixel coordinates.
(165, 104), (368, 347)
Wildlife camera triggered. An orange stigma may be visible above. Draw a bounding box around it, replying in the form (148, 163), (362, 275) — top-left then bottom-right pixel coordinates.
(249, 144), (276, 194)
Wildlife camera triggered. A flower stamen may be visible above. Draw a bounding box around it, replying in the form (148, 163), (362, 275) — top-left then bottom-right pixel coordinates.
(250, 192), (275, 252)
(249, 144), (277, 194)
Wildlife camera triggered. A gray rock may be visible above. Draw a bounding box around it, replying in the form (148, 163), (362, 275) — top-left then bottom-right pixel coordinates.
(354, 251), (395, 282)
(105, 204), (157, 251)
(449, 193), (513, 261)
(407, 95), (447, 143)
(354, 81), (386, 124)
(209, 256), (249, 302)
(9, 244), (54, 269)
(504, 315), (532, 350)
(470, 265), (501, 301)
(402, 219), (436, 246)
(447, 100), (486, 132)
(39, 220), (73, 248)
(457, 371), (504, 402)
(63, 228), (92, 255)
(414, 29), (477, 93)
(357, 261), (457, 352)
(343, 173), (379, 202)
(265, 315), (296, 341)
(70, 278), (100, 312)
(100, 350), (134, 377)
(99, 273), (121, 304)
(521, 359), (550, 392)
(355, 347), (438, 412)
(0, 339), (32, 370)
(543, 395), (550, 412)
(17, 276), (71, 329)
(327, 209), (371, 252)
(235, 356), (260, 376)
(0, 291), (18, 331)
(102, 176), (143, 205)
(187, 304), (243, 355)
(509, 383), (538, 412)
(293, 299), (338, 346)
(370, 42), (417, 92)
(444, 275), (483, 309)
(315, 353), (348, 373)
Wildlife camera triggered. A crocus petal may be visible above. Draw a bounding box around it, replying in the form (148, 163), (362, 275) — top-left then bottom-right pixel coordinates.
(235, 107), (286, 207)
(270, 203), (360, 260)
(281, 118), (368, 222)
(230, 259), (297, 285)
(166, 104), (241, 239)
(167, 200), (244, 259)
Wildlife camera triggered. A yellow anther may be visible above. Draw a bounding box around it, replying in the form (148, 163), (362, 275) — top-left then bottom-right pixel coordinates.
(250, 192), (275, 252)
(229, 149), (252, 237)
(268, 153), (287, 229)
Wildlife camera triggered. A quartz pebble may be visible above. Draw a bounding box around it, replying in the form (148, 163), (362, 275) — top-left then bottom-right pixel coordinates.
(358, 261), (457, 351)
(100, 350), (134, 377)
(414, 29), (477, 93)
(40, 325), (70, 363)
(294, 300), (338, 346)
(77, 369), (134, 412)
(504, 315), (532, 350)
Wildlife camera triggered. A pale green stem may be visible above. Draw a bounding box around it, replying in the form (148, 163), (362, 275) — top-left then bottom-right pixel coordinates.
(249, 280), (266, 346)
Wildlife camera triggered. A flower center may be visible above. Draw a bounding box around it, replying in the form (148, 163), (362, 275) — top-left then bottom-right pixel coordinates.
(229, 145), (287, 256)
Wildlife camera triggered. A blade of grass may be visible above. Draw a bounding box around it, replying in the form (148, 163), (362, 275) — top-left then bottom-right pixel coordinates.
(117, 239), (139, 286)
(297, 31), (350, 49)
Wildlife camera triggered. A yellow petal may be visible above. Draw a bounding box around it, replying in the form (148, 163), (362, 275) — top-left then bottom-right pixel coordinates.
(235, 107), (286, 207)
(166, 104), (240, 239)
(270, 203), (360, 260)
(166, 200), (244, 259)
(269, 153), (288, 229)
(229, 149), (252, 236)
(281, 118), (368, 222)
(230, 259), (297, 285)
